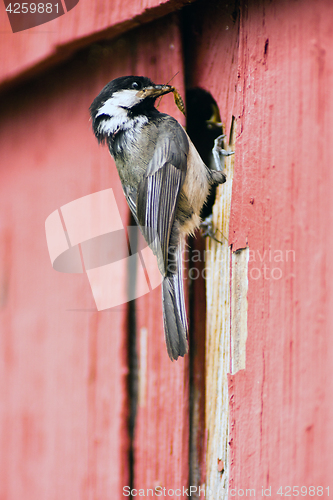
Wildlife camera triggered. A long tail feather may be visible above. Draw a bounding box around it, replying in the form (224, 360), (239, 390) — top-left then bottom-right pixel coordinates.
(161, 250), (188, 360)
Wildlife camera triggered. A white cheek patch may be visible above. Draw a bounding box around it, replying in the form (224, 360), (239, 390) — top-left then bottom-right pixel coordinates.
(97, 104), (128, 135)
(96, 99), (120, 119)
(98, 114), (148, 136)
(97, 114), (127, 135)
(96, 89), (141, 117)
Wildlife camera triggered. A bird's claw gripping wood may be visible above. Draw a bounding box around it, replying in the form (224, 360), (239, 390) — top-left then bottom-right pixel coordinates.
(200, 134), (233, 243)
(212, 134), (234, 172)
(200, 214), (224, 244)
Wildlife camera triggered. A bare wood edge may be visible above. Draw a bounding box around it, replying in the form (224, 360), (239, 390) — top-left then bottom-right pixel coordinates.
(205, 118), (236, 500)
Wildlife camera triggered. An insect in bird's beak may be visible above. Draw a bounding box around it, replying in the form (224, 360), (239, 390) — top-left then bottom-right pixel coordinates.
(150, 82), (186, 116)
(172, 88), (186, 115)
(138, 84), (174, 99)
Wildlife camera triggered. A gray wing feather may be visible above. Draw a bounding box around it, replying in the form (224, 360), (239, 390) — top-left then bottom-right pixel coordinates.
(137, 120), (189, 275)
(123, 186), (139, 225)
(138, 164), (182, 274)
(136, 118), (190, 360)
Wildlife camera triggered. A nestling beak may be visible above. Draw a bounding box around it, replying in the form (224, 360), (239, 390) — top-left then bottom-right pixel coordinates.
(206, 103), (223, 128)
(139, 85), (174, 99)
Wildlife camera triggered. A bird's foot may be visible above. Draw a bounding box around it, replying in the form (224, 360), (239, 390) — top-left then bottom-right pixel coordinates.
(212, 134), (234, 172)
(200, 214), (224, 244)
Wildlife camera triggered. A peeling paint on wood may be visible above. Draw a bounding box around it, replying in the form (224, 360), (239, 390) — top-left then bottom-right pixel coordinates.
(228, 0), (333, 491)
(2, 0), (333, 495)
(205, 127), (235, 500)
(231, 248), (249, 374)
(184, 2), (239, 496)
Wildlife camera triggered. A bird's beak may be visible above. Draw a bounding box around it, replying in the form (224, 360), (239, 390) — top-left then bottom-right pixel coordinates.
(206, 103), (223, 129)
(139, 85), (174, 99)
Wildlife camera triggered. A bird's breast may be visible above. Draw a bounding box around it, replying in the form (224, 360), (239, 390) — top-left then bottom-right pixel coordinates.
(110, 122), (153, 189)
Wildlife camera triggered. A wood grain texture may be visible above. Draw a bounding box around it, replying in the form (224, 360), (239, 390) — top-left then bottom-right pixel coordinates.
(0, 0), (193, 90)
(2, 0), (333, 495)
(184, 0), (333, 493)
(231, 247), (249, 374)
(130, 15), (190, 498)
(184, 1), (238, 497)
(228, 0), (333, 492)
(204, 140), (235, 500)
(188, 235), (206, 499)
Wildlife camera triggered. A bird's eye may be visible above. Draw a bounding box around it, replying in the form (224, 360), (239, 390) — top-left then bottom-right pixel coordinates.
(131, 81), (140, 89)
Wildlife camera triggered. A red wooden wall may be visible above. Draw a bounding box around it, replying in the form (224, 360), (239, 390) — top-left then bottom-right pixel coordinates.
(187, 0), (333, 493)
(0, 0), (192, 87)
(229, 0), (333, 491)
(130, 19), (189, 494)
(0, 42), (131, 500)
(0, 9), (187, 499)
(1, 0), (333, 498)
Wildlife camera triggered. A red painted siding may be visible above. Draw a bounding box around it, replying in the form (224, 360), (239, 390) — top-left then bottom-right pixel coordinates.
(0, 10), (189, 499)
(1, 0), (333, 497)
(185, 4), (238, 494)
(187, 0), (333, 492)
(229, 0), (333, 490)
(0, 0), (193, 88)
(0, 49), (135, 500)
(131, 17), (189, 497)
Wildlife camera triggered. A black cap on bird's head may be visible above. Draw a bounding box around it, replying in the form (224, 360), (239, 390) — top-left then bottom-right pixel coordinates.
(90, 76), (174, 142)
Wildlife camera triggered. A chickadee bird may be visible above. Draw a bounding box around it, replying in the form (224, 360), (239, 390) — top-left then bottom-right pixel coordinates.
(90, 76), (226, 360)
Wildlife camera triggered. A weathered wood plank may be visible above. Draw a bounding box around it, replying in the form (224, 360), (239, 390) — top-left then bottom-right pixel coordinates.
(0, 34), (133, 500)
(0, 0), (194, 90)
(205, 137), (235, 500)
(228, 0), (333, 491)
(184, 2), (238, 497)
(131, 15), (190, 498)
(231, 247), (249, 374)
